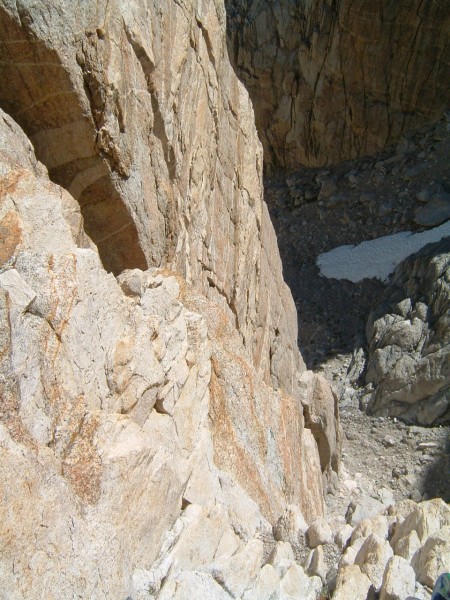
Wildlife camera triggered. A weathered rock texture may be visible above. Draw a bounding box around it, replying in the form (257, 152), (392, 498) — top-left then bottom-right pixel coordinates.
(0, 105), (339, 598)
(226, 0), (450, 170)
(332, 498), (450, 599)
(0, 0), (342, 595)
(0, 0), (301, 394)
(365, 237), (450, 425)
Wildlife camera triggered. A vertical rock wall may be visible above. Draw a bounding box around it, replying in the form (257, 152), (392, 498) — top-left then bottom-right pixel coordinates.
(226, 0), (450, 170)
(0, 0), (342, 596)
(0, 0), (303, 391)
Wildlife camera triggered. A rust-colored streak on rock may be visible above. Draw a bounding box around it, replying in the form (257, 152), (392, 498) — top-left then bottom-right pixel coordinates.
(209, 361), (273, 518)
(62, 412), (102, 505)
(0, 211), (22, 267)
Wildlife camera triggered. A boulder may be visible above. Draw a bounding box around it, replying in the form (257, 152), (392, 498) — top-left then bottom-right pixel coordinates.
(274, 504), (308, 547)
(275, 564), (323, 600)
(334, 524), (354, 551)
(305, 517), (333, 548)
(390, 498), (450, 547)
(365, 238), (450, 425)
(411, 526), (450, 588)
(346, 495), (385, 526)
(266, 542), (296, 578)
(355, 533), (394, 591)
(379, 556), (416, 600)
(305, 545), (327, 582)
(332, 564), (373, 600)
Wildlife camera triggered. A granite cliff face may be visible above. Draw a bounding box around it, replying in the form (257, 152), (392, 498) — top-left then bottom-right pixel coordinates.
(0, 0), (301, 393)
(0, 0), (341, 597)
(226, 0), (450, 170)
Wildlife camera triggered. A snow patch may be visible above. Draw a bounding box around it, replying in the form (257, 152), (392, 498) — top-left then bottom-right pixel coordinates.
(317, 221), (450, 283)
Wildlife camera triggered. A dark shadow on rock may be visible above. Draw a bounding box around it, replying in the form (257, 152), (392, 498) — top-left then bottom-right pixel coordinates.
(420, 433), (450, 502)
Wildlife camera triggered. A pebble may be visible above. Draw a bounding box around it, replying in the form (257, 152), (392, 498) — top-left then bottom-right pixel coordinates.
(382, 435), (396, 448)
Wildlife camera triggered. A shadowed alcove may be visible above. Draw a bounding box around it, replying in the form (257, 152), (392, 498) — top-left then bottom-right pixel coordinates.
(0, 7), (147, 275)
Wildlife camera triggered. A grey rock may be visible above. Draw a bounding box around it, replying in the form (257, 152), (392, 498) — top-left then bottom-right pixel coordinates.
(346, 495), (385, 526)
(365, 237), (450, 425)
(226, 0), (450, 171)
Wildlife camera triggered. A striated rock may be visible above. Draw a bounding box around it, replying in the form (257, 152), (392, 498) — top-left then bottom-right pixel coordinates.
(0, 2), (338, 600)
(226, 0), (450, 170)
(0, 34), (337, 598)
(365, 238), (450, 425)
(0, 0), (303, 397)
(379, 556), (416, 600)
(0, 0), (346, 597)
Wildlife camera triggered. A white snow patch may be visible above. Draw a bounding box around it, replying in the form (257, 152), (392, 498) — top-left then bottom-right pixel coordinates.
(317, 220), (450, 283)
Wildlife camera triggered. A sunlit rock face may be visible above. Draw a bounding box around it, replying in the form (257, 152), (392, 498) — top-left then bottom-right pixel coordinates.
(0, 0), (342, 596)
(226, 0), (450, 170)
(0, 0), (303, 393)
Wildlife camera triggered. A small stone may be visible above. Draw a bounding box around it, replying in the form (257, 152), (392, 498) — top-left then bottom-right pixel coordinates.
(410, 489), (422, 502)
(382, 435), (396, 448)
(304, 189), (317, 201)
(392, 466), (407, 479)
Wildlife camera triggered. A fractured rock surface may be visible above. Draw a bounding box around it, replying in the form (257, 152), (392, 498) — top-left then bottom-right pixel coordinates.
(0, 0), (302, 395)
(0, 0), (346, 596)
(0, 12), (340, 595)
(365, 237), (450, 425)
(226, 0), (450, 170)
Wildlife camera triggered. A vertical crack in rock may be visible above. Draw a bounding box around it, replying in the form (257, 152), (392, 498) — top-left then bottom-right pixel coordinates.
(225, 0), (450, 170)
(124, 23), (177, 181)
